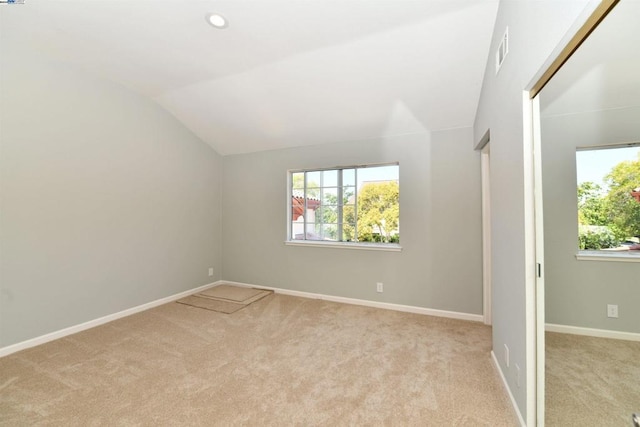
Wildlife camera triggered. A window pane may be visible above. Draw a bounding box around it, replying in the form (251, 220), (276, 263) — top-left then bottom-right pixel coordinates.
(291, 218), (305, 240)
(356, 178), (399, 243)
(292, 172), (304, 190)
(300, 223), (319, 240)
(343, 169), (355, 186)
(317, 206), (338, 224)
(321, 224), (338, 241)
(357, 165), (399, 188)
(342, 204), (355, 223)
(322, 170), (338, 187)
(322, 187), (338, 205)
(291, 205), (304, 222)
(343, 186), (356, 204)
(306, 171), (321, 189)
(342, 222), (356, 242)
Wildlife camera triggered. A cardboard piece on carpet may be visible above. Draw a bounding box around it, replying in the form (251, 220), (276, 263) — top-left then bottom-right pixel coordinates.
(176, 285), (273, 314)
(198, 285), (267, 303)
(176, 295), (247, 314)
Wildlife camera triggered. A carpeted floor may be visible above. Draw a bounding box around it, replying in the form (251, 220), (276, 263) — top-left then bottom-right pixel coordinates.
(546, 331), (640, 426)
(1, 293), (517, 426)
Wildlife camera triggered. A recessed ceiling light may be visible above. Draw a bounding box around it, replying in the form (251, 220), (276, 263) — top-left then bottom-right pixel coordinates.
(206, 13), (228, 29)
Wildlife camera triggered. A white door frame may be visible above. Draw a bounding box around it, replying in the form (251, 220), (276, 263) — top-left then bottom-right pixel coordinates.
(532, 95), (545, 425)
(481, 141), (492, 325)
(522, 91), (538, 427)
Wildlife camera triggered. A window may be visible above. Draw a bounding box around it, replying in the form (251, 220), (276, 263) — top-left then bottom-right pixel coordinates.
(288, 163), (399, 246)
(576, 143), (640, 257)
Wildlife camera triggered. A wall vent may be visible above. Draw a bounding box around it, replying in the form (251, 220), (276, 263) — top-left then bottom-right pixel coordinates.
(495, 27), (509, 74)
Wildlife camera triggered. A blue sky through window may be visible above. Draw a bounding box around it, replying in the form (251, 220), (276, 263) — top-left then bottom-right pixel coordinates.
(576, 146), (640, 190)
(357, 165), (398, 188)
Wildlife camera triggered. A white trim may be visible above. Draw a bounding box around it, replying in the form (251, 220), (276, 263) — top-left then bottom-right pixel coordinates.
(531, 95), (546, 427)
(576, 252), (640, 262)
(545, 323), (640, 342)
(492, 351), (526, 427)
(481, 142), (492, 326)
(0, 281), (222, 358)
(474, 128), (491, 151)
(221, 280), (483, 322)
(285, 240), (402, 252)
(522, 91), (537, 427)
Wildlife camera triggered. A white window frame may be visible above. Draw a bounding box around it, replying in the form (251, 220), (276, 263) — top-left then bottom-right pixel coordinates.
(286, 163), (401, 252)
(576, 142), (640, 262)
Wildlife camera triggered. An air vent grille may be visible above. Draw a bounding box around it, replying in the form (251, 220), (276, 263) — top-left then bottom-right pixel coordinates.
(495, 27), (509, 74)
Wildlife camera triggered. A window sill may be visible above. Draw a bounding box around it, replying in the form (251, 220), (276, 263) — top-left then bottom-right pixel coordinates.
(576, 250), (640, 262)
(285, 240), (402, 252)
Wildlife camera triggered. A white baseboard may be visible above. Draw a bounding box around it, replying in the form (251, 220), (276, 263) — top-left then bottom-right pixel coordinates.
(0, 281), (223, 358)
(491, 350), (526, 427)
(221, 280), (484, 322)
(1, 279), (483, 358)
(546, 323), (640, 342)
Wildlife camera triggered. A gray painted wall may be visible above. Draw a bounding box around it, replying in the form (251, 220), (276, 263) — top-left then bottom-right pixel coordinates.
(222, 128), (484, 314)
(473, 0), (590, 419)
(0, 32), (223, 347)
(541, 107), (640, 333)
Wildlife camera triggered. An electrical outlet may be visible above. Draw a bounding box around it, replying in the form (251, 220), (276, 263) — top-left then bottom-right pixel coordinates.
(504, 344), (510, 367)
(208, 267), (214, 277)
(607, 304), (618, 318)
(376, 282), (383, 293)
(515, 363), (521, 388)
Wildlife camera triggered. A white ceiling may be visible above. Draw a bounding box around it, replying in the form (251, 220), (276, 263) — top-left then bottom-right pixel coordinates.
(540, 0), (640, 117)
(3, 0), (499, 155)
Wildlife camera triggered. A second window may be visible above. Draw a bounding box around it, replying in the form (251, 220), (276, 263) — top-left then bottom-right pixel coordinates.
(289, 163), (399, 244)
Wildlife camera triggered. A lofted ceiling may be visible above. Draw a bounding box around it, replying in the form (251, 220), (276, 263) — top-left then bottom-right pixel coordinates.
(2, 0), (499, 155)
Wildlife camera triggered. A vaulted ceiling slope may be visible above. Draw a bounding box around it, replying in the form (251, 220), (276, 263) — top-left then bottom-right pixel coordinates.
(2, 0), (499, 155)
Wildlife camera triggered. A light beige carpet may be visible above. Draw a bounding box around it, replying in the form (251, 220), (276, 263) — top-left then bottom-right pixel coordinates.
(546, 331), (640, 426)
(0, 294), (517, 426)
(176, 285), (272, 314)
